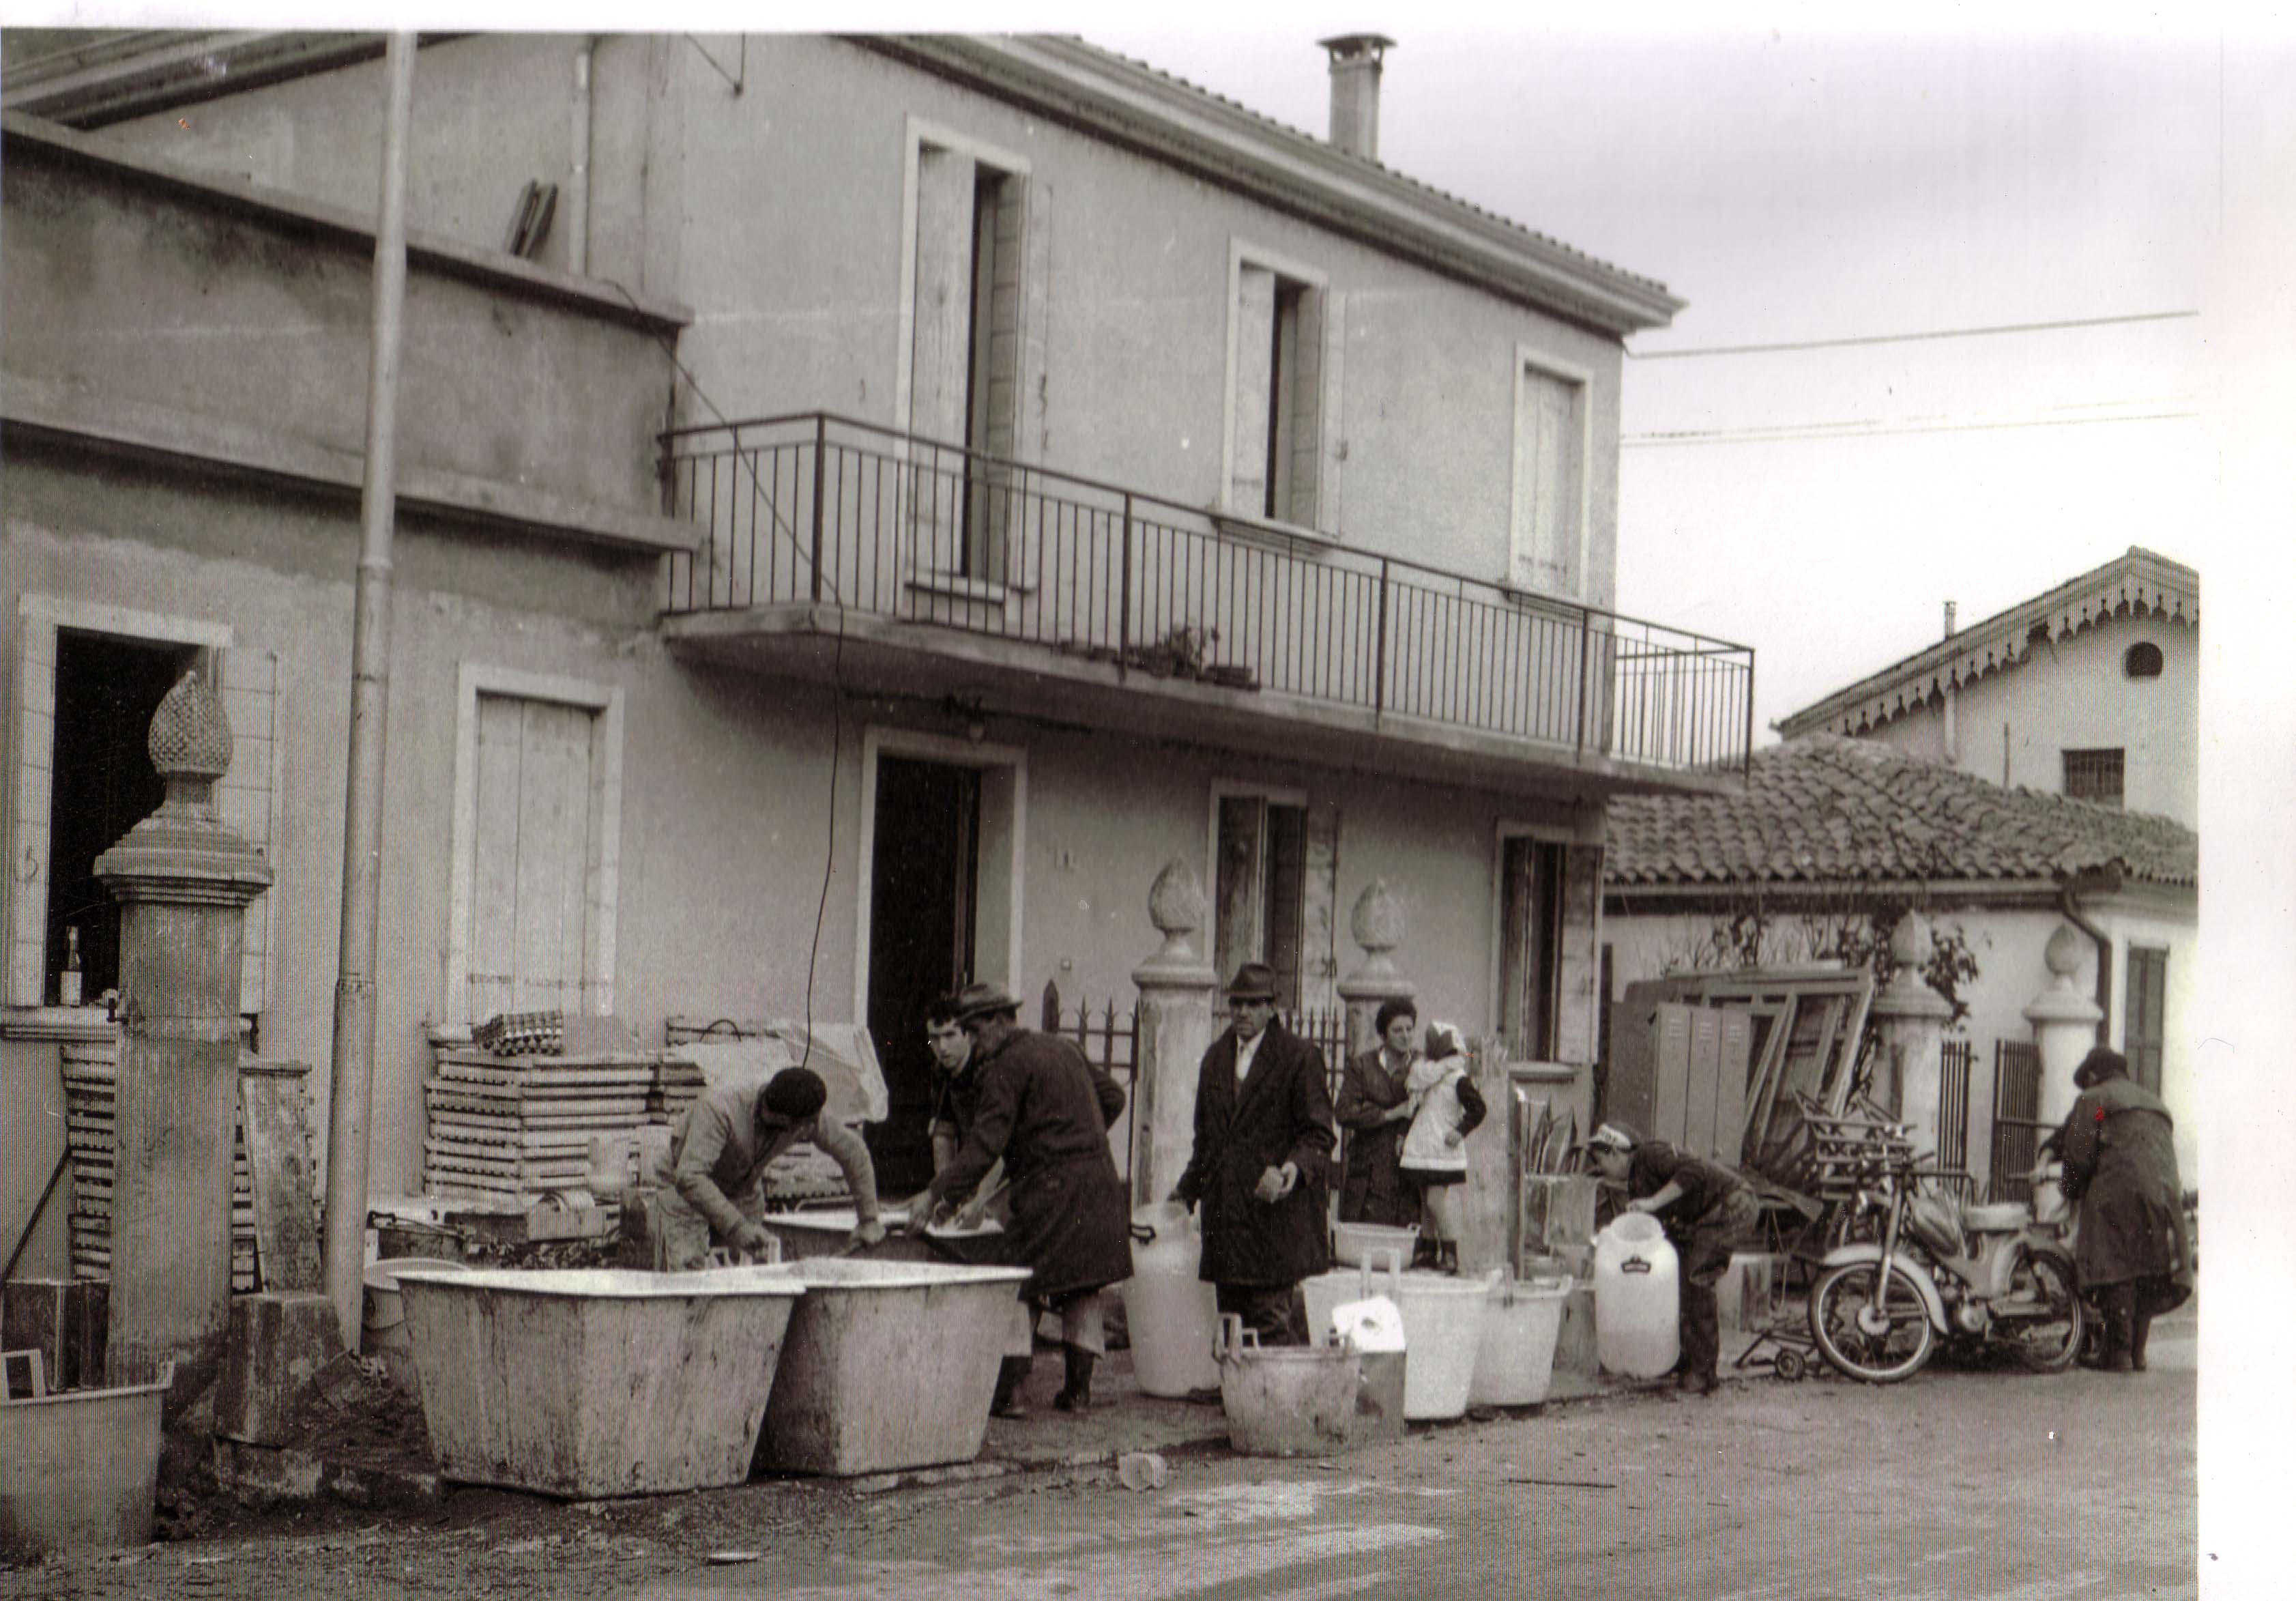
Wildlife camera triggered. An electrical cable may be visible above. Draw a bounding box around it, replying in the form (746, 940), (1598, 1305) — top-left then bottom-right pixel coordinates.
(1623, 406), (2197, 448)
(1628, 309), (2198, 361)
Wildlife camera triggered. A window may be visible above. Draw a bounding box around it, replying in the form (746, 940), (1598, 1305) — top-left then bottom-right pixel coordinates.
(1214, 791), (1307, 1010)
(2123, 641), (2164, 679)
(1509, 350), (1591, 596)
(446, 665), (623, 1026)
(8, 598), (278, 1015)
(2125, 947), (2168, 1095)
(1225, 244), (1334, 531)
(1494, 826), (1605, 1065)
(903, 123), (1032, 581)
(2063, 747), (2125, 807)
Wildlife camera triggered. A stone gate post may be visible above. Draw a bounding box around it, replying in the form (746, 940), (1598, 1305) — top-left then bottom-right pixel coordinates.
(2024, 924), (2105, 1129)
(93, 672), (272, 1408)
(1335, 878), (1414, 1065)
(1130, 861), (1219, 1208)
(1870, 914), (1954, 1160)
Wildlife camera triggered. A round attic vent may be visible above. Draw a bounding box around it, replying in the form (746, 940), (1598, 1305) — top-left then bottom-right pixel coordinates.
(2123, 641), (2164, 679)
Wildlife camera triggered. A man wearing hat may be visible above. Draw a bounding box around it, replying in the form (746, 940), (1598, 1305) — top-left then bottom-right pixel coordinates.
(2054, 1045), (2191, 1372)
(650, 1066), (885, 1270)
(910, 980), (1132, 1416)
(1582, 1121), (1759, 1396)
(1170, 962), (1337, 1346)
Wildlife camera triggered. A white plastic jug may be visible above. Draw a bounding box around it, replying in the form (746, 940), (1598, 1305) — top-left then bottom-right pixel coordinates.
(1593, 1213), (1679, 1378)
(1120, 1202), (1222, 1397)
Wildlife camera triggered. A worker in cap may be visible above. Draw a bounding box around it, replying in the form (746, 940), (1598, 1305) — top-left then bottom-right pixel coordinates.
(650, 1066), (883, 1269)
(1169, 962), (1336, 1347)
(910, 979), (1131, 1416)
(1582, 1120), (1759, 1396)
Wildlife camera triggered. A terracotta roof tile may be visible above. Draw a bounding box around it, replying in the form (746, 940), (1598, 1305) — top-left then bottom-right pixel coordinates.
(1606, 734), (2196, 890)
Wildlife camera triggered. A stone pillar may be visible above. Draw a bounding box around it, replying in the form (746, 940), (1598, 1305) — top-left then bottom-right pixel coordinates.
(1334, 878), (1414, 1063)
(93, 672), (272, 1409)
(2024, 923), (2104, 1128)
(1869, 914), (1954, 1159)
(1131, 861), (1219, 1209)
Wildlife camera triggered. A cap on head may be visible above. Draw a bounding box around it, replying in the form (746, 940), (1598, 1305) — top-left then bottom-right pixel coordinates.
(2074, 1045), (2127, 1089)
(951, 979), (1022, 1025)
(762, 1067), (828, 1121)
(1225, 962), (1279, 1003)
(1584, 1122), (1640, 1155)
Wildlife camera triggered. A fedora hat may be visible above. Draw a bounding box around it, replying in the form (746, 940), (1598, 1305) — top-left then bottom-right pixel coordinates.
(951, 979), (1023, 1024)
(1225, 962), (1279, 1002)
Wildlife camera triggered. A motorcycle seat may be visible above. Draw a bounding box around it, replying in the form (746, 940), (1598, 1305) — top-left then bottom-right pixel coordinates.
(1961, 1202), (2032, 1231)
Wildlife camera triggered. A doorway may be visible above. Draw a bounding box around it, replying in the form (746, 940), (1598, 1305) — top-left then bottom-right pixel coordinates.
(864, 755), (982, 1192)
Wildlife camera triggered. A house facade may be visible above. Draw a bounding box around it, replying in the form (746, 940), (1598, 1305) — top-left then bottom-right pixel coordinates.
(1601, 735), (2199, 1189)
(2, 33), (1752, 1265)
(1775, 547), (2198, 828)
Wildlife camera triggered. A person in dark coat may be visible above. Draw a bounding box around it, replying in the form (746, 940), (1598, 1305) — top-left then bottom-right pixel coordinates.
(1335, 996), (1422, 1230)
(1584, 1121), (1759, 1396)
(2056, 1045), (2192, 1372)
(1170, 962), (1337, 1346)
(911, 981), (1132, 1415)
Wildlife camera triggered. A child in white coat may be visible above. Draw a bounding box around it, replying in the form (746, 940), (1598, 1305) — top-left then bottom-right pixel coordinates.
(1399, 1021), (1487, 1273)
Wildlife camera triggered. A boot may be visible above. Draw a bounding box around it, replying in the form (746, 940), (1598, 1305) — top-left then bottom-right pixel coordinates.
(2130, 1308), (2153, 1372)
(990, 1355), (1033, 1419)
(2101, 1284), (2136, 1374)
(1436, 1241), (1460, 1276)
(1053, 1344), (1096, 1414)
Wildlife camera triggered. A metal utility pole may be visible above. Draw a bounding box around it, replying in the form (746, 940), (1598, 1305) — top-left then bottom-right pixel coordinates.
(322, 31), (416, 1348)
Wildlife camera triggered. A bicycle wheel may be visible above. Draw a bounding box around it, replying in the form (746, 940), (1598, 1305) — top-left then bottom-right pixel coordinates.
(1809, 1260), (1936, 1383)
(2004, 1248), (2084, 1372)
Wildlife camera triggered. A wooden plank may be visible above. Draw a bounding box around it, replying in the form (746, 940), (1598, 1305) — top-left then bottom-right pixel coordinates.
(238, 1069), (322, 1293)
(1651, 1004), (1691, 1149)
(470, 692), (525, 1023)
(1714, 1011), (1752, 1170)
(1684, 1007), (1721, 1159)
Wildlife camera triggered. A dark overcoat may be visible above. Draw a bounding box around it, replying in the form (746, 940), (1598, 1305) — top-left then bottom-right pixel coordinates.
(931, 1028), (1133, 1300)
(1176, 1022), (1335, 1286)
(1334, 1047), (1418, 1226)
(2057, 1075), (2192, 1304)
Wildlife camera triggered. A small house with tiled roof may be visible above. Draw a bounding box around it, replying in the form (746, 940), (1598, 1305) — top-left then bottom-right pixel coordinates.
(1775, 547), (2198, 828)
(1602, 734), (2197, 1187)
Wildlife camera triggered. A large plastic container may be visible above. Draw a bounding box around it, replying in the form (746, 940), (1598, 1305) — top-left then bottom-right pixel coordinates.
(1593, 1214), (1679, 1378)
(756, 1257), (1032, 1476)
(1214, 1315), (1363, 1458)
(1468, 1275), (1572, 1407)
(0, 1364), (170, 1559)
(395, 1266), (804, 1496)
(1302, 1251), (1498, 1420)
(1120, 1202), (1221, 1397)
(1331, 1220), (1419, 1269)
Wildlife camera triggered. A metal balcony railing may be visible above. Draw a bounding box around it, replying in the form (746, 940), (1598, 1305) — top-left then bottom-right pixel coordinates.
(660, 413), (1754, 777)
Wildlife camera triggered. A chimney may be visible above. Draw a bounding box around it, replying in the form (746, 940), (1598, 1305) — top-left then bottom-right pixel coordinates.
(1318, 34), (1396, 160)
(1943, 601), (1957, 639)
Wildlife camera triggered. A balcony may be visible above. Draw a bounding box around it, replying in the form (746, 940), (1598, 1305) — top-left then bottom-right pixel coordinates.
(658, 414), (1752, 796)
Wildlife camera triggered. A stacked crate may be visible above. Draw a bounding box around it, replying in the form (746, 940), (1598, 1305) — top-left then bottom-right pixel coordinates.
(422, 1050), (660, 1205)
(61, 1036), (258, 1290)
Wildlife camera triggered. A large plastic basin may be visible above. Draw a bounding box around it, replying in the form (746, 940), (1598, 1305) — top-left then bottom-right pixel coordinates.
(0, 1369), (168, 1559)
(395, 1266), (805, 1497)
(1303, 1257), (1498, 1420)
(1468, 1275), (1572, 1407)
(755, 1257), (1032, 1476)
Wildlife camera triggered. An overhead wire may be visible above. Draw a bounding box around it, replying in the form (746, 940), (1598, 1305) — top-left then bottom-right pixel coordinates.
(1628, 309), (2198, 361)
(1624, 405), (2198, 448)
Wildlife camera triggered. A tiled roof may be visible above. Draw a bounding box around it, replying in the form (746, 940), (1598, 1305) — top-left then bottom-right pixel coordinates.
(1061, 37), (1674, 298)
(1605, 734), (2196, 891)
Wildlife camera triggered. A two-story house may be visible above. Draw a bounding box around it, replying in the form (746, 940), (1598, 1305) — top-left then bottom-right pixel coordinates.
(2, 31), (1751, 1248)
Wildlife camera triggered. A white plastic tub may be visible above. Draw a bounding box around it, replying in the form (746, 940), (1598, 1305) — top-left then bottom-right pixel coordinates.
(1121, 1202), (1221, 1398)
(1468, 1276), (1572, 1407)
(1303, 1252), (1499, 1421)
(1331, 1220), (1419, 1269)
(395, 1266), (805, 1497)
(756, 1257), (1032, 1476)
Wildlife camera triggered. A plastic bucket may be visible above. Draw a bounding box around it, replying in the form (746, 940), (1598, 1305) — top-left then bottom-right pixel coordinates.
(1302, 1250), (1498, 1420)
(1120, 1203), (1221, 1398)
(364, 1257), (470, 1394)
(1593, 1214), (1679, 1378)
(1214, 1315), (1362, 1458)
(1468, 1275), (1572, 1407)
(1331, 1220), (1419, 1269)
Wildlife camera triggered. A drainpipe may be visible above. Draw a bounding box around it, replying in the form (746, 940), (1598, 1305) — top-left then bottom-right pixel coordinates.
(568, 37), (596, 275)
(2058, 864), (2123, 1046)
(322, 31), (416, 1351)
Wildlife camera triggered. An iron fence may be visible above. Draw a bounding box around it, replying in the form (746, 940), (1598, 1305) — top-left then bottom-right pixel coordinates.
(1988, 1038), (2049, 1203)
(660, 414), (1755, 777)
(1938, 1035), (1972, 1177)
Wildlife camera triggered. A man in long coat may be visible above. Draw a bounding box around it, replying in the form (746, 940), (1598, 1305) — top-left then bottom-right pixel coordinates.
(2056, 1045), (2192, 1372)
(912, 981), (1132, 1415)
(1172, 962), (1336, 1346)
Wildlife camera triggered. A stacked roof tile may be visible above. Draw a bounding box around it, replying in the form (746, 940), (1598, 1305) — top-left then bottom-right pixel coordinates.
(1605, 734), (2196, 890)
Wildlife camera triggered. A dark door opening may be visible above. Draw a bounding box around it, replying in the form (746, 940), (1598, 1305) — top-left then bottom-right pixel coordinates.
(864, 756), (981, 1193)
(47, 632), (198, 1004)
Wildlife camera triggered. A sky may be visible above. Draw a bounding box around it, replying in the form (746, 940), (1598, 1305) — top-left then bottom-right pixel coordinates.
(1084, 16), (2222, 736)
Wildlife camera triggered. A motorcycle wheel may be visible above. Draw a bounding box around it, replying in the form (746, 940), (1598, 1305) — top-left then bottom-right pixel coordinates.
(2005, 1248), (2084, 1372)
(1809, 1260), (1936, 1383)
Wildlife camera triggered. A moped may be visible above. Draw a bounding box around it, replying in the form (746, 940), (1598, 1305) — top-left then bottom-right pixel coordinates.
(1807, 1157), (2085, 1383)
